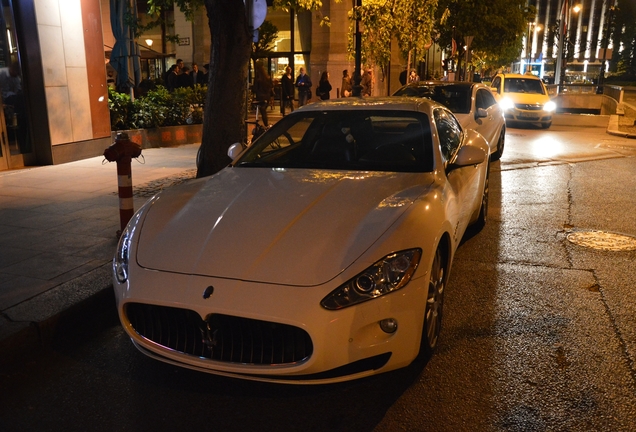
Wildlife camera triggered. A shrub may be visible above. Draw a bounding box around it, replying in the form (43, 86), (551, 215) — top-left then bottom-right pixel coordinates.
(108, 84), (207, 130)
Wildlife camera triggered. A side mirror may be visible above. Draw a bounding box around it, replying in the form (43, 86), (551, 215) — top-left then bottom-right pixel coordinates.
(448, 144), (486, 172)
(475, 108), (488, 119)
(227, 142), (244, 160)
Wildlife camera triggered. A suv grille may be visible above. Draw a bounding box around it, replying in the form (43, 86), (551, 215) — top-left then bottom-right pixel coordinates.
(125, 303), (313, 365)
(515, 103), (542, 110)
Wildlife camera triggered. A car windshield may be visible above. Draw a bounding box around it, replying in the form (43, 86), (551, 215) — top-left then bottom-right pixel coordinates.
(504, 78), (545, 94)
(234, 110), (434, 173)
(393, 85), (471, 114)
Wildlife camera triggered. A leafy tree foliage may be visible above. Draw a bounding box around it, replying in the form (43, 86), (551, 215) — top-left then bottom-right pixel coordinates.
(434, 0), (532, 72)
(611, 0), (636, 79)
(252, 20), (279, 61)
(349, 0), (438, 70)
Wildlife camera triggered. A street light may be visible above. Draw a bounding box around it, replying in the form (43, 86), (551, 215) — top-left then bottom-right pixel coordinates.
(525, 22), (542, 74)
(555, 1), (582, 90)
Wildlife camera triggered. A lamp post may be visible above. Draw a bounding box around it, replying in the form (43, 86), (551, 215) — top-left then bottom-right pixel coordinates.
(526, 23), (542, 73)
(597, 1), (616, 93)
(352, 0), (363, 97)
(555, 1), (581, 90)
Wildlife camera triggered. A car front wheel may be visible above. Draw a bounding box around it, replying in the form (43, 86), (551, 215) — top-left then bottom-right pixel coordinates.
(491, 126), (505, 161)
(419, 246), (446, 360)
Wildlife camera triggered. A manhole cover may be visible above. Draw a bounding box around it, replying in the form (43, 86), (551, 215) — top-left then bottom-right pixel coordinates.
(567, 230), (636, 251)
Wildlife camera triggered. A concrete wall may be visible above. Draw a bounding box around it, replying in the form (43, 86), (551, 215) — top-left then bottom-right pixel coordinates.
(35, 0), (109, 152)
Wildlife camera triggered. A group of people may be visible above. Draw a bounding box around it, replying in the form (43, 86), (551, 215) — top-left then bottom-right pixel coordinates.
(252, 63), (375, 126)
(165, 59), (208, 91)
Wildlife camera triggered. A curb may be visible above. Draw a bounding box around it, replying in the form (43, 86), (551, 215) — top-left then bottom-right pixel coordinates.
(606, 114), (636, 139)
(0, 264), (117, 368)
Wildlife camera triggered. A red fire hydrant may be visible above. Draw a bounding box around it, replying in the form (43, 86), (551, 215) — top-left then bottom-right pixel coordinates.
(104, 132), (142, 235)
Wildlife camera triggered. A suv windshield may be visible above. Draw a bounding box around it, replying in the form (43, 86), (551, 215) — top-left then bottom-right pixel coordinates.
(504, 78), (545, 94)
(235, 110), (434, 173)
(393, 84), (471, 114)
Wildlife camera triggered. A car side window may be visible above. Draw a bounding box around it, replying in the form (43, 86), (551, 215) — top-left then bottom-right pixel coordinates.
(491, 77), (501, 93)
(477, 89), (497, 109)
(433, 108), (462, 162)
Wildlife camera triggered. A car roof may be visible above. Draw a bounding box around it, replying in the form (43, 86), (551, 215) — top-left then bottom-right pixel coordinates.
(297, 96), (446, 113)
(496, 73), (542, 81)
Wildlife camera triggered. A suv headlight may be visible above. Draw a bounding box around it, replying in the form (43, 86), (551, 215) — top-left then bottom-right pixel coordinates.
(544, 101), (557, 112)
(499, 97), (514, 110)
(321, 249), (422, 310)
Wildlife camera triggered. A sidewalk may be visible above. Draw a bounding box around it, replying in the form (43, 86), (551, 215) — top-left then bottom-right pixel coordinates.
(0, 108), (286, 366)
(607, 101), (636, 138)
(0, 144), (200, 365)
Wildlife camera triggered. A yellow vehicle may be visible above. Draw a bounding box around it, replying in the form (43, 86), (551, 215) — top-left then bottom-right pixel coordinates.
(490, 73), (556, 129)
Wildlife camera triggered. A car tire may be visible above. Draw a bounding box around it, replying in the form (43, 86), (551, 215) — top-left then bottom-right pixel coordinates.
(475, 162), (490, 230)
(418, 245), (447, 360)
(541, 122), (551, 129)
(491, 126), (505, 161)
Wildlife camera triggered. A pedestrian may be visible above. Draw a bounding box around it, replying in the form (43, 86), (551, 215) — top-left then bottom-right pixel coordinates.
(295, 67), (312, 106)
(253, 62), (273, 127)
(341, 69), (352, 97)
(191, 63), (205, 87)
(176, 66), (191, 89)
(361, 67), (373, 97)
(316, 71), (332, 100)
(202, 64), (209, 83)
(166, 64), (180, 91)
(399, 66), (408, 85)
(408, 69), (420, 83)
(280, 66), (295, 115)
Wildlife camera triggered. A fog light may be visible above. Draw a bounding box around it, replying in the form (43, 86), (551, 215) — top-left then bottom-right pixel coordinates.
(379, 318), (398, 334)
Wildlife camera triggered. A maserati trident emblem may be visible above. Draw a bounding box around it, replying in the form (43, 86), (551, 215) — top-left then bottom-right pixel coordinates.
(201, 322), (219, 348)
(202, 285), (214, 299)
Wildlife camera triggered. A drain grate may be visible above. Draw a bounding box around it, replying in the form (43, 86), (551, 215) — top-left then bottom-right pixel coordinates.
(567, 230), (636, 251)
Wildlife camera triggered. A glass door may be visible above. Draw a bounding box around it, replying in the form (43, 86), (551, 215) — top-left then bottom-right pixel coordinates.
(0, 0), (32, 170)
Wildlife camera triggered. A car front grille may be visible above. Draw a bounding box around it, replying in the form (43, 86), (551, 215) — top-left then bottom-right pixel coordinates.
(515, 103), (542, 110)
(125, 303), (313, 365)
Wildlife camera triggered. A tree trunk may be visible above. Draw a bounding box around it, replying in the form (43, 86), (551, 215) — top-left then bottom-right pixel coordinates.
(197, 0), (251, 178)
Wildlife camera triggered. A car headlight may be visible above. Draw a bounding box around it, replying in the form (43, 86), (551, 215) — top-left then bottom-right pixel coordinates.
(499, 97), (514, 110)
(544, 100), (557, 112)
(114, 225), (132, 283)
(321, 249), (422, 310)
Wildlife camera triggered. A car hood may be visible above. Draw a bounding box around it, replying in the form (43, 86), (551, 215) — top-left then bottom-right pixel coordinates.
(452, 113), (473, 126)
(503, 92), (550, 104)
(136, 167), (434, 286)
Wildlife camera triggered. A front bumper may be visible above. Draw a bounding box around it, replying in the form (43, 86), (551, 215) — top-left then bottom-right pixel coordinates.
(114, 266), (429, 384)
(504, 107), (552, 124)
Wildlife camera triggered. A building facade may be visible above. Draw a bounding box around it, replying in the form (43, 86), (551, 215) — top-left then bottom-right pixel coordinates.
(516, 0), (617, 83)
(0, 0), (110, 171)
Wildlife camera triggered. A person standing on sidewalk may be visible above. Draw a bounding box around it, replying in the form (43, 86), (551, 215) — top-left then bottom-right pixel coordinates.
(295, 67), (312, 107)
(341, 69), (352, 97)
(280, 66), (295, 115)
(317, 71), (332, 100)
(253, 62), (273, 127)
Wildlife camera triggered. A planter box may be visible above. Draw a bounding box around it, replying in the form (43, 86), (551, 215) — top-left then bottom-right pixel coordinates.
(111, 124), (203, 149)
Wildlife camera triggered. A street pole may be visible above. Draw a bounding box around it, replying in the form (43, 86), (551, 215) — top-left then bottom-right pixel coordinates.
(352, 0), (363, 97)
(597, 0), (615, 93)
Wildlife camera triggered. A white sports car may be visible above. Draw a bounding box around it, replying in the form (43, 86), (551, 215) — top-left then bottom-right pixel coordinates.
(113, 97), (490, 384)
(393, 81), (506, 160)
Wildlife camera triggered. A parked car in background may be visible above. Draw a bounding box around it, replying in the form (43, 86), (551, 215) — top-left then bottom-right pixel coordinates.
(393, 81), (506, 160)
(489, 73), (556, 129)
(113, 97), (491, 384)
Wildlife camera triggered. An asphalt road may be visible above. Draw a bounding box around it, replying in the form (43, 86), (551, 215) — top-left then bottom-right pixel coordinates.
(1, 115), (635, 432)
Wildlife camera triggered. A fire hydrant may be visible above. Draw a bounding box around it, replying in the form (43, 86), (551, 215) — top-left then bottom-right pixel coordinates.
(104, 132), (142, 235)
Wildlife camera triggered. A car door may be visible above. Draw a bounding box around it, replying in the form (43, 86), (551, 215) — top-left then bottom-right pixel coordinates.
(434, 108), (481, 243)
(490, 75), (502, 101)
(475, 88), (502, 150)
